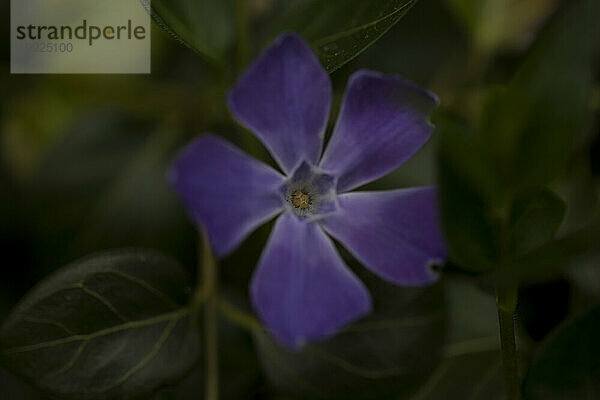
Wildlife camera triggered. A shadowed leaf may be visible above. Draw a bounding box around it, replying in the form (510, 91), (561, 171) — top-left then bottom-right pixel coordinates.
(271, 0), (420, 73)
(409, 278), (504, 400)
(523, 305), (600, 399)
(480, 0), (600, 190)
(139, 0), (234, 65)
(0, 250), (200, 400)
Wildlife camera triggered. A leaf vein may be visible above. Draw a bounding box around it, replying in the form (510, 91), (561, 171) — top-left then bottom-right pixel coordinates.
(4, 309), (189, 354)
(21, 317), (75, 336)
(92, 269), (180, 309)
(44, 340), (89, 380)
(313, 0), (416, 46)
(307, 345), (408, 379)
(92, 315), (180, 394)
(77, 284), (128, 322)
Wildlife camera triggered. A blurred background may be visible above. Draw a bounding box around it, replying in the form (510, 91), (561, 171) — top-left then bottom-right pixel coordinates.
(1, 0), (599, 398)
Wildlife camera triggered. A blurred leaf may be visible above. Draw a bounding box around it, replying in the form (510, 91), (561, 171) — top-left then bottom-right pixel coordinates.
(140, 0), (234, 65)
(508, 189), (566, 256)
(437, 116), (501, 272)
(273, 0), (419, 73)
(444, 0), (558, 53)
(253, 280), (444, 399)
(409, 349), (503, 400)
(565, 253), (600, 300)
(409, 278), (503, 400)
(348, 0), (467, 84)
(30, 110), (194, 271)
(553, 154), (599, 234)
(444, 278), (498, 343)
(481, 0), (600, 190)
(523, 305), (600, 399)
(493, 218), (600, 284)
(0, 250), (199, 400)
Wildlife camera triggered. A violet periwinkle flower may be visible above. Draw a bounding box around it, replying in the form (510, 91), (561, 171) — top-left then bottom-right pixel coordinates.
(169, 33), (446, 347)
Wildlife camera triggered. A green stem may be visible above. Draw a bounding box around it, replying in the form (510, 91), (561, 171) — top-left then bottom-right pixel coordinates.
(496, 284), (521, 400)
(200, 232), (219, 400)
(218, 299), (261, 332)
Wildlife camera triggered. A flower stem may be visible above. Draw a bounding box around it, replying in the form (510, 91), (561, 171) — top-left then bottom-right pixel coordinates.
(218, 299), (261, 332)
(200, 232), (219, 400)
(495, 284), (521, 400)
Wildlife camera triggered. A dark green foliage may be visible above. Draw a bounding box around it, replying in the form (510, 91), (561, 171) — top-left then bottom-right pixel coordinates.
(523, 306), (600, 399)
(144, 0), (420, 72)
(0, 250), (200, 400)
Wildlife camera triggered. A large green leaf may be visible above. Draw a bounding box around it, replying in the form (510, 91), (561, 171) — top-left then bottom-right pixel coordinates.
(0, 250), (200, 400)
(480, 0), (600, 191)
(271, 0), (420, 73)
(523, 305), (600, 399)
(437, 115), (501, 272)
(252, 275), (444, 399)
(143, 0), (419, 73)
(139, 0), (235, 65)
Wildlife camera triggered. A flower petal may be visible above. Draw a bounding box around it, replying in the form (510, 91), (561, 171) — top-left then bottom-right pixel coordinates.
(168, 135), (284, 256)
(320, 188), (447, 286)
(228, 33), (332, 174)
(320, 70), (438, 192)
(251, 213), (371, 346)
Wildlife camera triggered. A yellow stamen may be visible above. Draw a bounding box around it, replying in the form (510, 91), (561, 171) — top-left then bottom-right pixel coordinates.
(291, 191), (311, 209)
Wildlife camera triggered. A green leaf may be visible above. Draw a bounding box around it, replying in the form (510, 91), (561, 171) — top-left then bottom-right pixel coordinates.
(252, 277), (444, 399)
(508, 189), (566, 256)
(480, 0), (600, 190)
(523, 305), (600, 399)
(410, 349), (503, 400)
(437, 116), (501, 272)
(0, 250), (200, 400)
(140, 0), (234, 65)
(409, 278), (504, 400)
(273, 0), (420, 73)
(492, 218), (600, 284)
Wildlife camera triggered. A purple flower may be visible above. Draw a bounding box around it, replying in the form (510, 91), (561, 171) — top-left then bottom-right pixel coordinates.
(169, 33), (446, 347)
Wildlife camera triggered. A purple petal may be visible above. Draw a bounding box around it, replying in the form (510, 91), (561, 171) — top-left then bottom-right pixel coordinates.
(251, 213), (371, 347)
(228, 33), (332, 174)
(168, 135), (284, 256)
(320, 70), (438, 192)
(320, 188), (447, 286)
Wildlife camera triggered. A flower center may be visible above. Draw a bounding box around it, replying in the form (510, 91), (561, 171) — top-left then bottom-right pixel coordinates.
(291, 191), (311, 210)
(279, 161), (338, 220)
